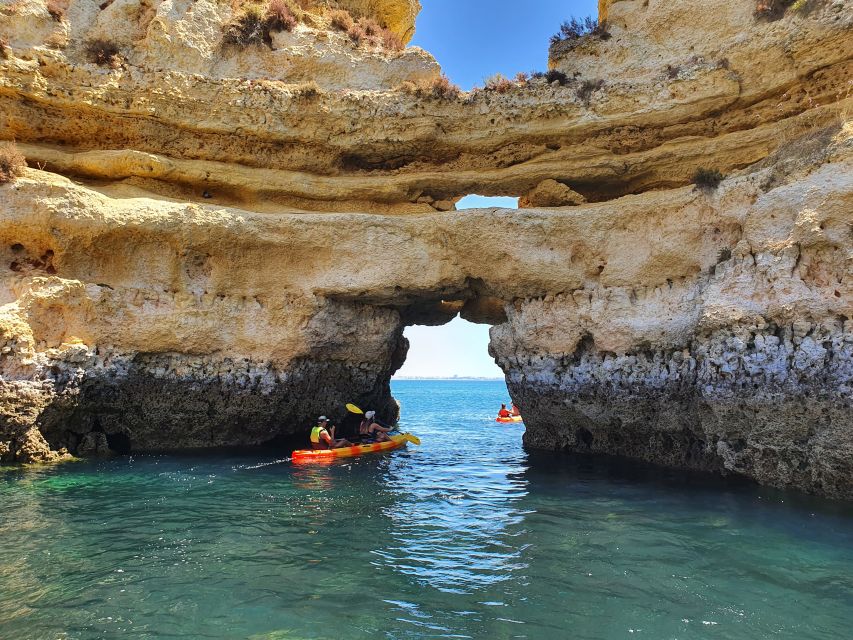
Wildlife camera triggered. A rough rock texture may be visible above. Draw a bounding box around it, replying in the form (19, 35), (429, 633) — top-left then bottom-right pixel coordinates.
(1, 0), (851, 212)
(0, 0), (437, 89)
(335, 0), (420, 43)
(519, 179), (587, 208)
(0, 0), (851, 498)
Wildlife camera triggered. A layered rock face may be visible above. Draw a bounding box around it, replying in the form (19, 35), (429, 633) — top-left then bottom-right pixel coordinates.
(0, 0), (851, 497)
(494, 152), (853, 497)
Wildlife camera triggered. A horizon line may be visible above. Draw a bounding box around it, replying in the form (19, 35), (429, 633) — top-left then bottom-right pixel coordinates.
(392, 376), (505, 380)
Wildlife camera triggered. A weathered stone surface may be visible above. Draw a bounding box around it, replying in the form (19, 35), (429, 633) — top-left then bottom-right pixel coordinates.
(519, 179), (586, 208)
(0, 0), (850, 211)
(0, 0), (437, 92)
(1, 126), (851, 496)
(0, 0), (851, 499)
(335, 0), (421, 43)
(505, 319), (853, 498)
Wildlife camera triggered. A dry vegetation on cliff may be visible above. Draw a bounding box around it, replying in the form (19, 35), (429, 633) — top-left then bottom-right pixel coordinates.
(224, 0), (298, 47)
(85, 39), (123, 68)
(530, 70), (570, 86)
(0, 142), (25, 184)
(327, 7), (403, 51)
(483, 73), (516, 94)
(754, 0), (827, 20)
(550, 16), (610, 46)
(473, 69), (604, 106)
(221, 0), (403, 51)
(692, 168), (725, 190)
(400, 75), (462, 100)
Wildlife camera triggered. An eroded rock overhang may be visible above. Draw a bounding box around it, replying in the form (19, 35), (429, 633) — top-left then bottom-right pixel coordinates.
(0, 0), (852, 498)
(1, 0), (851, 212)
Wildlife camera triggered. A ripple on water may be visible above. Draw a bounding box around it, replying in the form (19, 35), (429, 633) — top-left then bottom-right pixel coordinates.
(1, 380), (853, 639)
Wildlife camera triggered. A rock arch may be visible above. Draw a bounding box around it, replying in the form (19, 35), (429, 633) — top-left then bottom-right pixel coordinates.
(0, 0), (851, 498)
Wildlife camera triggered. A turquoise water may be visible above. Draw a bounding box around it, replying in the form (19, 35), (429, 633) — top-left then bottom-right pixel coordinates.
(1, 379), (853, 639)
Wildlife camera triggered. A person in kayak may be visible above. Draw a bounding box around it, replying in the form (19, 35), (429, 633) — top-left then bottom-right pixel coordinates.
(359, 410), (393, 443)
(498, 404), (512, 418)
(310, 417), (352, 450)
(511, 403), (521, 417)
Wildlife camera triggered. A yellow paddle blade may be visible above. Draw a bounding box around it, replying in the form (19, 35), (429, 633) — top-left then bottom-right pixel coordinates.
(346, 403), (364, 414)
(403, 433), (421, 446)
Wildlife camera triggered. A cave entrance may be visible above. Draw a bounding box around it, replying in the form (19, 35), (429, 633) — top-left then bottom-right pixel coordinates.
(394, 316), (503, 380)
(390, 307), (522, 435)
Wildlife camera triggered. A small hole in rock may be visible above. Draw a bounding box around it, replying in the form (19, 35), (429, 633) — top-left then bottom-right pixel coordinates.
(106, 432), (132, 455)
(575, 427), (594, 447)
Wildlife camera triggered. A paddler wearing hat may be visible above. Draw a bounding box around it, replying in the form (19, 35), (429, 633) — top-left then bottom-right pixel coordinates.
(310, 416), (352, 450)
(358, 410), (393, 443)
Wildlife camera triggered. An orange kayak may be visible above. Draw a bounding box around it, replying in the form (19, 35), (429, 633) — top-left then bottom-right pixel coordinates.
(496, 415), (523, 423)
(291, 433), (419, 464)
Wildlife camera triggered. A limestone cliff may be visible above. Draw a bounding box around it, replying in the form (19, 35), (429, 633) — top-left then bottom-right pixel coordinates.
(0, 0), (851, 498)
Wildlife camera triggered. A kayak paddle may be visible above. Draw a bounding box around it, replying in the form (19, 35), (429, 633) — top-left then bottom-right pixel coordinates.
(346, 403), (364, 414)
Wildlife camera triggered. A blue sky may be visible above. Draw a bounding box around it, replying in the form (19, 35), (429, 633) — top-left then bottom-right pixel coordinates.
(396, 1), (598, 378)
(410, 0), (600, 90)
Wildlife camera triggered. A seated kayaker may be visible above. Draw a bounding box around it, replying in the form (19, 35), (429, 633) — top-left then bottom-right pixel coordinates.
(498, 404), (511, 418)
(359, 410), (392, 443)
(511, 403), (521, 417)
(310, 416), (352, 450)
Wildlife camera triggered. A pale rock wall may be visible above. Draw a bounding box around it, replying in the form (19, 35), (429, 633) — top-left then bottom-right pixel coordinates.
(509, 318), (852, 497)
(0, 0), (437, 91)
(490, 137), (853, 498)
(334, 0), (421, 43)
(0, 0), (852, 499)
(1, 0), (850, 212)
(1, 127), (851, 497)
(555, 0), (853, 103)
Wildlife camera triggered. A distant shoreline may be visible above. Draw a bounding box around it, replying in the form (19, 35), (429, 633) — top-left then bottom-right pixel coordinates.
(393, 377), (505, 381)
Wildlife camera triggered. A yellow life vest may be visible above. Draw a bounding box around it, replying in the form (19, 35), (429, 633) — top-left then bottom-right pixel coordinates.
(310, 425), (328, 444)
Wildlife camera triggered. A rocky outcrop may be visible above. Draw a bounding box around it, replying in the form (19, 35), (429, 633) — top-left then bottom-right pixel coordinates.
(512, 318), (852, 497)
(2, 0), (851, 212)
(0, 0), (437, 89)
(0, 0), (851, 497)
(519, 179), (586, 208)
(335, 0), (421, 43)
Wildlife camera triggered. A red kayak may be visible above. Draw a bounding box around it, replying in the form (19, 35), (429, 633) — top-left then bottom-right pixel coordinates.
(292, 433), (420, 464)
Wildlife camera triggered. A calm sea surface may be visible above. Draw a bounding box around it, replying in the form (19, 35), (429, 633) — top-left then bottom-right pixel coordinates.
(1, 379), (852, 639)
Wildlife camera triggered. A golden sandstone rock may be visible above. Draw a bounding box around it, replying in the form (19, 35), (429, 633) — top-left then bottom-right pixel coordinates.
(0, 0), (852, 498)
(336, 0), (421, 43)
(519, 180), (586, 208)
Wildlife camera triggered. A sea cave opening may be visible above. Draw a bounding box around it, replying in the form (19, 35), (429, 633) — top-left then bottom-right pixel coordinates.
(391, 308), (523, 437)
(394, 315), (504, 381)
(388, 193), (522, 430)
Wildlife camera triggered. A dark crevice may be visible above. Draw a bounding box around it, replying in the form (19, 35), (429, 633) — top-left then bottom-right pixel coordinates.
(105, 431), (131, 454)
